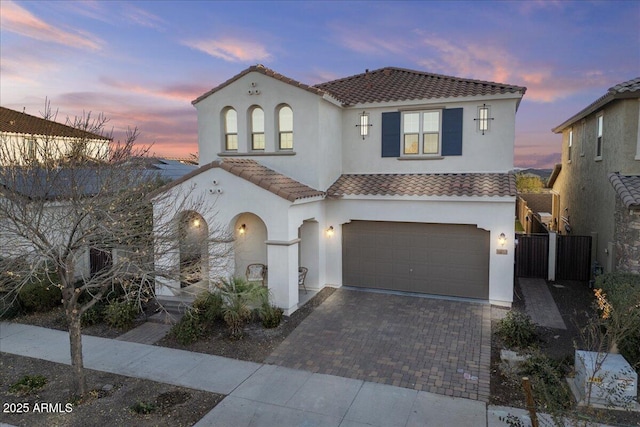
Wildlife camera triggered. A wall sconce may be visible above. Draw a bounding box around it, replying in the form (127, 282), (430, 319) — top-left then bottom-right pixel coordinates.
(326, 226), (334, 237)
(355, 111), (372, 140)
(238, 224), (246, 235)
(192, 218), (201, 228)
(499, 232), (507, 246)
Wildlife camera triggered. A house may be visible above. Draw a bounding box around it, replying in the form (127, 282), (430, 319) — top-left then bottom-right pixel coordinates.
(550, 77), (640, 274)
(153, 65), (526, 314)
(0, 106), (111, 164)
(0, 106), (198, 279)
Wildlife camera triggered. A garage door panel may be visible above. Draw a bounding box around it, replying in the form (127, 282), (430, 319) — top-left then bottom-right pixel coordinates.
(343, 221), (489, 299)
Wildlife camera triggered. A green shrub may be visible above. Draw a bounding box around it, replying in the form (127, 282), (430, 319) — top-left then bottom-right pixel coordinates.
(519, 352), (572, 411)
(169, 310), (204, 345)
(594, 272), (640, 368)
(18, 281), (62, 313)
(258, 302), (284, 329)
(130, 400), (157, 415)
(9, 375), (47, 395)
(192, 291), (224, 324)
(81, 303), (105, 326)
(496, 310), (539, 349)
(104, 300), (139, 329)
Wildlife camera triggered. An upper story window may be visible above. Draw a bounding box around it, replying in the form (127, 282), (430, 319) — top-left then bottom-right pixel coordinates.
(567, 129), (573, 162)
(251, 106), (265, 150)
(278, 105), (293, 150)
(596, 113), (603, 160)
(223, 108), (238, 151)
(403, 110), (440, 155)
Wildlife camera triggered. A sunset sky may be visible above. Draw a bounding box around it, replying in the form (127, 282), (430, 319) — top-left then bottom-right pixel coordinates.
(1, 0), (638, 168)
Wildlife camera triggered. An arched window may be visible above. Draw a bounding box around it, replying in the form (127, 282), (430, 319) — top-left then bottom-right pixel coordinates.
(278, 105), (293, 150)
(223, 108), (237, 151)
(251, 107), (265, 150)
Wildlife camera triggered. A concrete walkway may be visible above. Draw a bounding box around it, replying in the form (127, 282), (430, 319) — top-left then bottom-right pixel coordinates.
(1, 321), (534, 426)
(518, 278), (566, 330)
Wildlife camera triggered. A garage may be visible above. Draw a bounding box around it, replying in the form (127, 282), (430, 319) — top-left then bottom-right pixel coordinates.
(342, 221), (489, 299)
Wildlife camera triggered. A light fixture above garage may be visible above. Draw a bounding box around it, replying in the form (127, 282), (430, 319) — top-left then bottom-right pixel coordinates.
(239, 224), (246, 235)
(326, 226), (334, 237)
(499, 232), (506, 246)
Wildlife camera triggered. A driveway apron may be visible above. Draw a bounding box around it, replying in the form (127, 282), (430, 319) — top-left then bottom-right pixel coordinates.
(266, 288), (492, 401)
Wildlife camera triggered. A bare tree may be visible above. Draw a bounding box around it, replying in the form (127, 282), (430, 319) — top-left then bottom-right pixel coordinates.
(0, 103), (229, 396)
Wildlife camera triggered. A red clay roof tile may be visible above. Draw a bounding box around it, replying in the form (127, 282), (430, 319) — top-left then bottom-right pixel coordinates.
(0, 106), (110, 140)
(327, 173), (516, 198)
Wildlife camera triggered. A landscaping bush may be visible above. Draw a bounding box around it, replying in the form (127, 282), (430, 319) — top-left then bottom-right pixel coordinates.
(258, 301), (284, 329)
(169, 310), (204, 345)
(9, 375), (48, 395)
(81, 303), (105, 326)
(0, 292), (22, 319)
(18, 281), (62, 313)
(496, 310), (539, 349)
(192, 291), (224, 324)
(519, 352), (572, 412)
(104, 300), (139, 329)
(594, 272), (640, 368)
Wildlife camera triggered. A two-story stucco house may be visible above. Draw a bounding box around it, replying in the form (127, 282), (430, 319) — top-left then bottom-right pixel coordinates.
(153, 65), (526, 314)
(550, 78), (640, 274)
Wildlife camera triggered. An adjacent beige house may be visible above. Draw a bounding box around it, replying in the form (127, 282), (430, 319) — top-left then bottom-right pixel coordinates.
(550, 78), (640, 273)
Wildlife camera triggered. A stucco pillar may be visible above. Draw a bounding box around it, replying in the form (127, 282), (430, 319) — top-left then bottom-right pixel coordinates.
(266, 239), (300, 314)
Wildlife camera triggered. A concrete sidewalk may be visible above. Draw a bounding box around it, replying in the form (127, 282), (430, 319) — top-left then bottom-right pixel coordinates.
(0, 322), (545, 426)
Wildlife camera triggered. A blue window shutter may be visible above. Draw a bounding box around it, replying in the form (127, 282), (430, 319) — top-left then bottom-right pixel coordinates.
(442, 108), (463, 156)
(381, 112), (401, 157)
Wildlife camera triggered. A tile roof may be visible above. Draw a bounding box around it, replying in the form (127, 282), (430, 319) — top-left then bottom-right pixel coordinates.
(609, 173), (640, 209)
(216, 158), (324, 202)
(192, 65), (326, 105)
(553, 77), (640, 133)
(314, 67), (527, 106)
(0, 106), (110, 140)
(327, 173), (516, 198)
(193, 65), (527, 107)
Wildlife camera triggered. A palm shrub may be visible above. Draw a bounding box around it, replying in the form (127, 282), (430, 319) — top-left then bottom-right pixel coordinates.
(217, 277), (266, 339)
(192, 291), (224, 325)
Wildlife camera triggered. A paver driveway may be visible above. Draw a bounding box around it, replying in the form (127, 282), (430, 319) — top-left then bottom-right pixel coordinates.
(266, 288), (492, 401)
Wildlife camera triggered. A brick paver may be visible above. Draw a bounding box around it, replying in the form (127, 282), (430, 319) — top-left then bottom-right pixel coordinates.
(266, 288), (492, 402)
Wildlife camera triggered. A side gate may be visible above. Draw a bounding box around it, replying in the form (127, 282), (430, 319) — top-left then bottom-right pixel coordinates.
(556, 235), (591, 281)
(515, 233), (549, 278)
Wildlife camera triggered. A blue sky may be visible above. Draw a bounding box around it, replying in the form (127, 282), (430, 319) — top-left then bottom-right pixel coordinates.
(1, 0), (638, 168)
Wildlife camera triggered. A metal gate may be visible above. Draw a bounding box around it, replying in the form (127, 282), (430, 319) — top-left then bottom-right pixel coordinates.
(515, 233), (549, 278)
(556, 235), (591, 281)
(90, 248), (112, 277)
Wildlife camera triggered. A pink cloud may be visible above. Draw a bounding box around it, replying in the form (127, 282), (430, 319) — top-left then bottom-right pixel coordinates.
(122, 4), (165, 30)
(0, 0), (102, 51)
(99, 77), (208, 103)
(183, 37), (272, 62)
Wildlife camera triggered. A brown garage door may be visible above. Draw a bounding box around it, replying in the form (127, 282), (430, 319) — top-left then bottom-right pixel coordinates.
(342, 221), (489, 299)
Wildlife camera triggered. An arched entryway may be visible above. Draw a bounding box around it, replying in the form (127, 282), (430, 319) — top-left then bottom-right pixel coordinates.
(179, 211), (208, 287)
(232, 212), (268, 280)
(298, 220), (320, 290)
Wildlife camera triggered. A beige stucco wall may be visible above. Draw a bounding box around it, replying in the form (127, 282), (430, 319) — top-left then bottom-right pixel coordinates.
(553, 98), (640, 272)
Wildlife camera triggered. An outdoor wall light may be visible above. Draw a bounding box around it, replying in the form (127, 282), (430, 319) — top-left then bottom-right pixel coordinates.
(192, 218), (201, 228)
(326, 226), (334, 237)
(499, 232), (507, 246)
(239, 224), (246, 235)
(356, 111), (372, 140)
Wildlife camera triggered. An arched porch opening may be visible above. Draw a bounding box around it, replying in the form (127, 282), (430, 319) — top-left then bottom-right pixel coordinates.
(178, 211), (208, 288)
(232, 212), (268, 281)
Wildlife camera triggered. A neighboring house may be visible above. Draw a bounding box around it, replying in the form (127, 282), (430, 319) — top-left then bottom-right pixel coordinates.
(0, 106), (198, 278)
(0, 106), (111, 164)
(153, 65), (526, 313)
(550, 78), (640, 274)
(516, 192), (555, 234)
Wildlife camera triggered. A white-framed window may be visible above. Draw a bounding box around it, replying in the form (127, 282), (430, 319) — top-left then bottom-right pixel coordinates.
(595, 113), (603, 160)
(251, 106), (265, 150)
(402, 110), (441, 155)
(223, 108), (238, 151)
(278, 105), (293, 150)
(568, 128), (573, 162)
